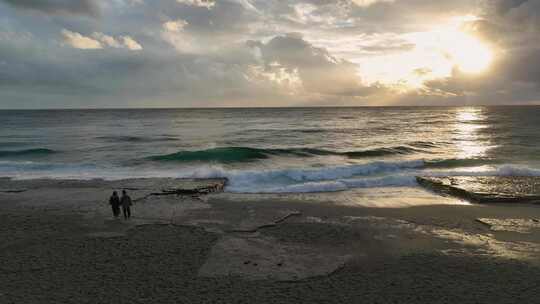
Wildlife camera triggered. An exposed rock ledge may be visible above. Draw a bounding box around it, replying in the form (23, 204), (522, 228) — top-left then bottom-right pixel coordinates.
(417, 176), (540, 204)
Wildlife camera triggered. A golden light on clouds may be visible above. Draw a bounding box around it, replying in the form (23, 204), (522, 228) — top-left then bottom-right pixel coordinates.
(356, 15), (494, 90)
(409, 16), (494, 75)
(440, 32), (493, 74)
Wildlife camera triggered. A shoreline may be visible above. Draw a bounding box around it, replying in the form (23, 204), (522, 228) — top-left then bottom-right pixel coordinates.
(1, 177), (540, 303)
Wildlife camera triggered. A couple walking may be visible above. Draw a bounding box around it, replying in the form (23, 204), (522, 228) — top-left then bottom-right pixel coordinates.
(109, 190), (133, 219)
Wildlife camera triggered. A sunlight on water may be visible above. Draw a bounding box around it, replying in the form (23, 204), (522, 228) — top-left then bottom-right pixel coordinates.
(1, 108), (539, 194)
(453, 108), (493, 159)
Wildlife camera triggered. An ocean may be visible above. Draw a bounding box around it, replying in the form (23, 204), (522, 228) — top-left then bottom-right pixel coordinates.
(1, 107), (540, 198)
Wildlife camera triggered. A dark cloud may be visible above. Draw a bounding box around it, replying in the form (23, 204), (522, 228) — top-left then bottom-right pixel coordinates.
(249, 34), (380, 97)
(388, 0), (540, 105)
(417, 45), (540, 105)
(348, 0), (478, 32)
(1, 0), (100, 17)
(493, 0), (528, 15)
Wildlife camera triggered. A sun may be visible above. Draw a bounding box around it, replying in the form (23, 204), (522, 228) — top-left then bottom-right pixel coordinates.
(433, 28), (494, 74)
(408, 16), (494, 75)
(354, 15), (495, 89)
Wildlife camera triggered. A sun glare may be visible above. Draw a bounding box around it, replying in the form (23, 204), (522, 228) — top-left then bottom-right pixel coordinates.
(429, 28), (494, 74)
(356, 15), (494, 89)
(408, 20), (494, 75)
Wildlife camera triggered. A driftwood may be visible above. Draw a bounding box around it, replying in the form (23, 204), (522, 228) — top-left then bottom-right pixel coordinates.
(152, 182), (226, 196)
(131, 179), (228, 203)
(139, 179), (228, 198)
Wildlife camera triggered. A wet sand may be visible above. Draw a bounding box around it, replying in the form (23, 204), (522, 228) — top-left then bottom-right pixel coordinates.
(1, 178), (540, 303)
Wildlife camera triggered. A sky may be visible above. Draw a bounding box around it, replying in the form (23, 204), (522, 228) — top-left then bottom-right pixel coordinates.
(0, 0), (539, 108)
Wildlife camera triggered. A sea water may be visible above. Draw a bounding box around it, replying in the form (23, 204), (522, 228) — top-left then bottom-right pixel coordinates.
(1, 107), (540, 197)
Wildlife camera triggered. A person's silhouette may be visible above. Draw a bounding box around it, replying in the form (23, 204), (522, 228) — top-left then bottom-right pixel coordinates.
(109, 191), (120, 218)
(120, 190), (133, 219)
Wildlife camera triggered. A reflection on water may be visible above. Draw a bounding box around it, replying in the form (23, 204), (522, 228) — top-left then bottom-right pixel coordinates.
(453, 107), (493, 159)
(1, 107), (539, 194)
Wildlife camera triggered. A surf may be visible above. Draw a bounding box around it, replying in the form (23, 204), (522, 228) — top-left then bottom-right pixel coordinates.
(0, 148), (57, 158)
(146, 145), (431, 163)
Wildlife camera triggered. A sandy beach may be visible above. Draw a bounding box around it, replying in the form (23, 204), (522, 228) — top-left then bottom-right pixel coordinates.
(1, 177), (540, 303)
(4, 0), (540, 300)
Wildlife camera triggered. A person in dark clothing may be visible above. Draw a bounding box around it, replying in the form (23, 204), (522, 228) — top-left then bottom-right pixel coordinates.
(109, 191), (121, 218)
(120, 190), (133, 219)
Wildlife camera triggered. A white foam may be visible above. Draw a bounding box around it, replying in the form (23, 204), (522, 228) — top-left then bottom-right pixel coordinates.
(3, 160), (540, 194)
(227, 175), (418, 194)
(223, 164), (540, 193)
(208, 160), (424, 193)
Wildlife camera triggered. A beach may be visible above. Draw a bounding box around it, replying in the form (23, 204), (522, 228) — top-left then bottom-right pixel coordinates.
(4, 0), (540, 299)
(2, 107), (540, 303)
(2, 177), (540, 303)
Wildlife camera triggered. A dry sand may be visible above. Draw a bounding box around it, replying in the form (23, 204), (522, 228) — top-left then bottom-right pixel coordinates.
(1, 178), (540, 303)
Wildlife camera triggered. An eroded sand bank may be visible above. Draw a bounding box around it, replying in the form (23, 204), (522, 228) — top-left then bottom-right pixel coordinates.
(1, 178), (540, 303)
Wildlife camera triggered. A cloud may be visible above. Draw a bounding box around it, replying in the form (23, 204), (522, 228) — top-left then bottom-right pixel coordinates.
(398, 0), (540, 105)
(62, 30), (142, 51)
(176, 0), (215, 9)
(61, 30), (102, 49)
(2, 0), (540, 107)
(120, 36), (143, 50)
(351, 0), (395, 8)
(161, 19), (196, 53)
(1, 0), (100, 16)
(163, 19), (189, 32)
(492, 0), (528, 15)
(91, 32), (121, 48)
(248, 34), (380, 97)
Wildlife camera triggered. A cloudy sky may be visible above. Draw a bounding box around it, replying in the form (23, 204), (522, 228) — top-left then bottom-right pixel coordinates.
(0, 0), (539, 108)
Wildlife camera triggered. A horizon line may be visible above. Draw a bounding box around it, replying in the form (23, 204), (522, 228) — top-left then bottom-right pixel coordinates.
(1, 104), (540, 111)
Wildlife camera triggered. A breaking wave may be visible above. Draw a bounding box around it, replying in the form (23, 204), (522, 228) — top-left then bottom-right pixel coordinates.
(146, 145), (429, 163)
(424, 158), (499, 169)
(96, 135), (179, 143)
(177, 160), (425, 193)
(2, 156), (540, 194)
(0, 148), (57, 158)
(179, 162), (540, 193)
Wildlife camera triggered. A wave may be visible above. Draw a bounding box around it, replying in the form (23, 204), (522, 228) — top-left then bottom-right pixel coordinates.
(147, 147), (271, 163)
(424, 158), (497, 169)
(221, 163), (540, 194)
(176, 159), (425, 193)
(409, 141), (439, 149)
(1, 159), (420, 183)
(96, 135), (178, 143)
(234, 175), (419, 194)
(342, 146), (424, 158)
(3, 158), (540, 194)
(0, 148), (57, 158)
(296, 129), (327, 134)
(146, 146), (342, 163)
(177, 161), (540, 193)
(146, 145), (430, 163)
(0, 160), (94, 171)
(0, 142), (29, 148)
(424, 165), (540, 178)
